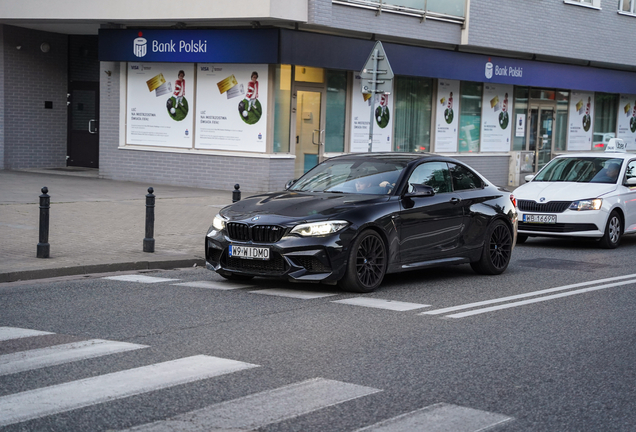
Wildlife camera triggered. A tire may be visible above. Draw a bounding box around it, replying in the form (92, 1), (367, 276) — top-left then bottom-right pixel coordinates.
(599, 211), (622, 249)
(516, 233), (528, 244)
(219, 272), (254, 281)
(339, 230), (387, 293)
(471, 219), (513, 275)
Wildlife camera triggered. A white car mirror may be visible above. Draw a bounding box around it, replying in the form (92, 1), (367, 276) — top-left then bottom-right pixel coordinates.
(524, 174), (535, 183)
(626, 177), (636, 186)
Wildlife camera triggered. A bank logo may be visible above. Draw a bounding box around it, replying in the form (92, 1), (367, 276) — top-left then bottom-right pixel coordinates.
(485, 60), (493, 80)
(134, 32), (148, 58)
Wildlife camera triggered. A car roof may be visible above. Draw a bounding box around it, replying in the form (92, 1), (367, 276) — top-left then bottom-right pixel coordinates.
(328, 152), (463, 165)
(554, 152), (636, 161)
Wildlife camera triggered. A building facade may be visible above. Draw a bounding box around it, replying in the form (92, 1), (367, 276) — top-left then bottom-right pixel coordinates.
(2, 0), (636, 191)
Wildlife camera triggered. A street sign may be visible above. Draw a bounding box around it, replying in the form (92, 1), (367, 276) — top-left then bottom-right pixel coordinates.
(359, 41), (394, 95)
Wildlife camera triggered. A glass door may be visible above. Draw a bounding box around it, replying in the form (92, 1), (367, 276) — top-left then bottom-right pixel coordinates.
(293, 87), (326, 179)
(528, 105), (555, 172)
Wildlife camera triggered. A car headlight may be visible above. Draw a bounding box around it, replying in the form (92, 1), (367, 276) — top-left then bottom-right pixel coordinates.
(289, 220), (349, 237)
(569, 198), (602, 211)
(212, 214), (227, 230)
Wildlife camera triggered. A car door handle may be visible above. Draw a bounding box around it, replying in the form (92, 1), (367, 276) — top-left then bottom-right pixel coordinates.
(450, 197), (461, 204)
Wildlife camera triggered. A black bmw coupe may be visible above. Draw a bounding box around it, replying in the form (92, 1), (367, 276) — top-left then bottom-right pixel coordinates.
(206, 153), (518, 292)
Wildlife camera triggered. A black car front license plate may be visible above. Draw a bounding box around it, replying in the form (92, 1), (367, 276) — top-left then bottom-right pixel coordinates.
(229, 245), (270, 260)
(523, 214), (557, 224)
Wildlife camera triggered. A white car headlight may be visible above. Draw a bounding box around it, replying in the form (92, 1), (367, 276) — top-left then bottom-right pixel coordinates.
(290, 220), (349, 237)
(212, 214), (227, 230)
(569, 198), (602, 211)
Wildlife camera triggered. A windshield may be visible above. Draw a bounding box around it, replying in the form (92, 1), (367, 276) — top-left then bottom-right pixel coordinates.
(289, 158), (406, 194)
(534, 157), (623, 184)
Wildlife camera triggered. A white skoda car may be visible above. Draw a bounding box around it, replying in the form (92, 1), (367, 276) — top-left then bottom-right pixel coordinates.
(514, 139), (636, 248)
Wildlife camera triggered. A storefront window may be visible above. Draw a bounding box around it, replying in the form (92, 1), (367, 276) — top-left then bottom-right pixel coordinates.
(555, 91), (569, 151)
(325, 71), (347, 153)
(273, 65), (292, 153)
(592, 92), (618, 151)
(512, 87), (528, 151)
(294, 66), (324, 83)
(459, 82), (482, 153)
(393, 76), (433, 152)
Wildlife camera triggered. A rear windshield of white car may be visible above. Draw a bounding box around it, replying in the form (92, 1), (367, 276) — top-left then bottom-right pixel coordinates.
(534, 157), (623, 183)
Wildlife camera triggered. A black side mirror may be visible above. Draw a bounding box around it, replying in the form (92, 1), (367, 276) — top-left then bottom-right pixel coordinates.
(404, 183), (435, 198)
(285, 179), (298, 190)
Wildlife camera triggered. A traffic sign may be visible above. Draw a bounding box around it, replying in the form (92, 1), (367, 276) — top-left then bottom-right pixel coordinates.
(359, 41), (394, 94)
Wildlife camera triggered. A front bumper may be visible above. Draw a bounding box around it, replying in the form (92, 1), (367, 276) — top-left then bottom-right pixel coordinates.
(205, 228), (352, 283)
(517, 209), (605, 238)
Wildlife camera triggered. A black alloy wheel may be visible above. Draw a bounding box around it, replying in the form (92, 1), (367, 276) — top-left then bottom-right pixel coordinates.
(339, 230), (387, 293)
(471, 220), (512, 275)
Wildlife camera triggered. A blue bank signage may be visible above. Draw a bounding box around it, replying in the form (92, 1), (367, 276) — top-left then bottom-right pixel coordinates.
(99, 29), (279, 64)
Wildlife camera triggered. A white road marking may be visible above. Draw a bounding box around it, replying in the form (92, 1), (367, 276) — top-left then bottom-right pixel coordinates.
(333, 298), (430, 311)
(355, 403), (512, 432)
(421, 273), (636, 316)
(0, 355), (259, 427)
(121, 378), (381, 431)
(447, 278), (636, 318)
(249, 288), (339, 299)
(0, 327), (54, 341)
(103, 275), (179, 283)
(0, 339), (148, 376)
(172, 281), (253, 290)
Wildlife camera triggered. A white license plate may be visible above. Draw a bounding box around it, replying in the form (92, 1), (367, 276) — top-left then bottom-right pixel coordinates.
(229, 245), (270, 260)
(523, 214), (557, 224)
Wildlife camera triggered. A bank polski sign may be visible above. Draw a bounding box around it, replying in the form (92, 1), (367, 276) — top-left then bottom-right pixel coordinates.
(485, 58), (523, 80)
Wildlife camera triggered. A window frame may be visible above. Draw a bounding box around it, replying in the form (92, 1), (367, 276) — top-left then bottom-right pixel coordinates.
(563, 0), (601, 10)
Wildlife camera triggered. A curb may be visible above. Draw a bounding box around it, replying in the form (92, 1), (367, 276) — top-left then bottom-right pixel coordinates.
(0, 258), (207, 283)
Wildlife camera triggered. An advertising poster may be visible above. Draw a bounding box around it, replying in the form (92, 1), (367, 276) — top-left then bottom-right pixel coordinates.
(435, 80), (460, 152)
(617, 94), (636, 149)
(350, 75), (393, 153)
(567, 91), (594, 151)
(126, 62), (194, 147)
(480, 83), (513, 152)
(195, 64), (268, 152)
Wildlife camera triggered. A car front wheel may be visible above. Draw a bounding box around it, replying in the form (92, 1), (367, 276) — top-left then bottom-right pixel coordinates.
(471, 219), (513, 275)
(339, 230), (387, 293)
(599, 211), (622, 249)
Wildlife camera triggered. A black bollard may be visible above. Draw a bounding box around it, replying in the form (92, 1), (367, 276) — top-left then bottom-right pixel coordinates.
(37, 187), (50, 258)
(232, 184), (241, 203)
(143, 187), (155, 253)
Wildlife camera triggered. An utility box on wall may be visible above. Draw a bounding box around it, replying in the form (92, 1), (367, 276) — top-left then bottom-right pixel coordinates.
(508, 151), (534, 187)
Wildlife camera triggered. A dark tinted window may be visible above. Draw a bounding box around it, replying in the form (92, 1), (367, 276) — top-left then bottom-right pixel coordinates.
(408, 162), (451, 194)
(449, 163), (483, 190)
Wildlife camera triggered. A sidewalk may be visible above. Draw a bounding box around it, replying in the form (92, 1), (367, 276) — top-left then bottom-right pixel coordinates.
(0, 169), (234, 283)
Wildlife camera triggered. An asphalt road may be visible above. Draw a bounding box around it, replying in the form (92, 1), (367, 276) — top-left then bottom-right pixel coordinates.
(2, 235), (636, 431)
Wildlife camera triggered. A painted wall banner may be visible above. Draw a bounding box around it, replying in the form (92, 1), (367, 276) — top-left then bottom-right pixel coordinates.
(99, 28), (279, 63)
(126, 62), (194, 147)
(195, 64), (268, 152)
(350, 75), (393, 153)
(568, 91), (595, 151)
(434, 80), (460, 152)
(480, 84), (513, 152)
(617, 94), (636, 149)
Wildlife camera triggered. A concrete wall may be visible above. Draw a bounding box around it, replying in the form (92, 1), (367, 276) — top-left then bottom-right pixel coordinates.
(454, 155), (510, 188)
(1, 25), (67, 169)
(467, 0), (636, 67)
(98, 62), (295, 193)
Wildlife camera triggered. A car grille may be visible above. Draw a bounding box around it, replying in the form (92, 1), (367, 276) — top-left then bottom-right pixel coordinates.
(289, 256), (331, 273)
(226, 223), (285, 243)
(223, 251), (287, 275)
(518, 222), (598, 233)
(518, 200), (572, 213)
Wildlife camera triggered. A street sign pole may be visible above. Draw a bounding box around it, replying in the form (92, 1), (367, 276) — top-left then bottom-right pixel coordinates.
(368, 48), (378, 153)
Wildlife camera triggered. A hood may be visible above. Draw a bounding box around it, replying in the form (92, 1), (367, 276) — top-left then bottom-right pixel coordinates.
(515, 181), (616, 202)
(220, 191), (389, 224)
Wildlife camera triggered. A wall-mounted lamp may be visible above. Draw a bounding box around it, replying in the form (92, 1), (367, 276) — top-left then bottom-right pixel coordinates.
(40, 42), (50, 53)
(16, 45), (22, 50)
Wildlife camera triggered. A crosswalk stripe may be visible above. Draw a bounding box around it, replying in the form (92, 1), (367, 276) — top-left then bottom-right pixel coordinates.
(0, 355), (259, 427)
(355, 403), (512, 432)
(103, 275), (179, 283)
(249, 288), (339, 299)
(121, 378), (382, 431)
(172, 281), (253, 290)
(0, 327), (54, 341)
(332, 298), (430, 311)
(0, 339), (148, 376)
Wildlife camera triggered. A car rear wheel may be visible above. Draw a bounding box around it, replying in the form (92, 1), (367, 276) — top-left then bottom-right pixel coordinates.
(339, 230), (387, 293)
(471, 220), (512, 275)
(599, 211), (622, 249)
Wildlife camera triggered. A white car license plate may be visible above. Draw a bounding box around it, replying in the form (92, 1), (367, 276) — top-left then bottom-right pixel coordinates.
(523, 214), (557, 224)
(229, 245), (270, 260)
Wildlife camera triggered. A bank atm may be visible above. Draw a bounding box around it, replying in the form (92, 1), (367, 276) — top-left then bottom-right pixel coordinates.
(508, 151), (535, 187)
